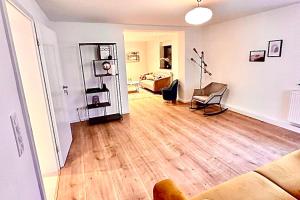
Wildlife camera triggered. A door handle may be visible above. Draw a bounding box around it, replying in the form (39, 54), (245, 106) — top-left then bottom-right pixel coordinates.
(63, 85), (69, 95)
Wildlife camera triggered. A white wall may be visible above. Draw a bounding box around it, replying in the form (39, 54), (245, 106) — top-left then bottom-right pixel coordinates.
(200, 3), (300, 132)
(13, 0), (49, 25)
(0, 0), (51, 199)
(183, 29), (204, 102)
(125, 41), (148, 80)
(51, 22), (129, 122)
(146, 34), (181, 81)
(0, 7), (41, 200)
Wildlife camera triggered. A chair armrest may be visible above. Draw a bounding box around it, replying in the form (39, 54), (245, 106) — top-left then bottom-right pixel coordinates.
(153, 179), (188, 200)
(205, 93), (224, 104)
(193, 89), (205, 96)
(206, 88), (227, 102)
(162, 87), (171, 92)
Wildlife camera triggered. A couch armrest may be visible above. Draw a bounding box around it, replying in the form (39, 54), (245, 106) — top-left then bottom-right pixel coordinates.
(154, 77), (171, 92)
(153, 179), (188, 200)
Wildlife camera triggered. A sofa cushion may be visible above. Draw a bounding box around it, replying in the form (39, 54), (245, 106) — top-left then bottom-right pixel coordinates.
(146, 74), (155, 80)
(153, 179), (188, 200)
(255, 150), (300, 199)
(140, 80), (154, 88)
(191, 172), (296, 200)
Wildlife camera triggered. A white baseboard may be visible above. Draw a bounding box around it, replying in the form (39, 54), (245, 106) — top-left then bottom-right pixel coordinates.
(226, 104), (300, 134)
(178, 98), (190, 103)
(69, 102), (300, 134)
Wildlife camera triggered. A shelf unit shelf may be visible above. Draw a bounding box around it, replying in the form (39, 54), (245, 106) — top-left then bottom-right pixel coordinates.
(89, 114), (122, 125)
(86, 87), (109, 94)
(95, 73), (119, 78)
(79, 43), (123, 125)
(87, 102), (111, 109)
(93, 59), (118, 61)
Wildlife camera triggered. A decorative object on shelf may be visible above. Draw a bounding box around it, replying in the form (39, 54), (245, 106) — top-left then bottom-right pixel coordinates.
(79, 43), (123, 125)
(98, 45), (111, 60)
(102, 83), (107, 90)
(185, 0), (213, 25)
(92, 95), (100, 105)
(126, 51), (140, 63)
(190, 48), (212, 89)
(249, 50), (266, 62)
(268, 40), (283, 57)
(102, 61), (111, 74)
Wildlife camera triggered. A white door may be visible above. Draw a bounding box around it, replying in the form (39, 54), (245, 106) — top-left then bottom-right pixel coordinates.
(37, 23), (73, 167)
(5, 1), (60, 200)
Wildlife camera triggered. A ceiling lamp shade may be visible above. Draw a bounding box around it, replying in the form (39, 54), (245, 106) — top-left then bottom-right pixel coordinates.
(185, 0), (212, 25)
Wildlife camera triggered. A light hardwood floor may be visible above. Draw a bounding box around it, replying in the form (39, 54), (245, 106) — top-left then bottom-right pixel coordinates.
(57, 94), (300, 200)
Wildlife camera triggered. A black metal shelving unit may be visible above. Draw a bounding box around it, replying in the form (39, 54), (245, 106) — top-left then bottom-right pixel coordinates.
(79, 43), (123, 125)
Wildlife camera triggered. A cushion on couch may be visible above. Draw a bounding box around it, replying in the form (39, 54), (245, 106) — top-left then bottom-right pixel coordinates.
(191, 172), (296, 200)
(140, 80), (154, 88)
(146, 74), (155, 80)
(255, 150), (300, 199)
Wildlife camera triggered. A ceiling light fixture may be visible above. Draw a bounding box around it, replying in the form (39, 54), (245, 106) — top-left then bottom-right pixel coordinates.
(185, 0), (213, 25)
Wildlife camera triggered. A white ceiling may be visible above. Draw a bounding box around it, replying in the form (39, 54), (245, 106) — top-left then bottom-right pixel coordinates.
(36, 0), (300, 26)
(124, 31), (179, 42)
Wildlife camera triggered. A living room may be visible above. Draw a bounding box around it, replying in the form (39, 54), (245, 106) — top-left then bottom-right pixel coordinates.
(124, 30), (182, 101)
(1, 0), (300, 200)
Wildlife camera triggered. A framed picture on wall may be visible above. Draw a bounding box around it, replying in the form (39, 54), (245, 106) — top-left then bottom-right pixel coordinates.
(268, 40), (283, 57)
(249, 50), (266, 62)
(126, 52), (140, 63)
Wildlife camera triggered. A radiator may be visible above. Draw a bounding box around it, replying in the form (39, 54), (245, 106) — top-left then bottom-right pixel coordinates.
(288, 90), (300, 126)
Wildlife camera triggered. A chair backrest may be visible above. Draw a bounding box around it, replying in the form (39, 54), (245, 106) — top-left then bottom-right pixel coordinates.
(203, 82), (227, 96)
(169, 79), (179, 91)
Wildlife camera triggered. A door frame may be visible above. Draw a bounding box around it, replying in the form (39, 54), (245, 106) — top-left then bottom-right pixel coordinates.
(0, 0), (55, 199)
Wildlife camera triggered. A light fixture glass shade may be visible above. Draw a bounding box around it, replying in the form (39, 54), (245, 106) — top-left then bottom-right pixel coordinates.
(185, 7), (213, 25)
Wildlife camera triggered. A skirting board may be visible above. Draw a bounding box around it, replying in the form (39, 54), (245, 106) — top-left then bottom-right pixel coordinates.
(226, 104), (300, 134)
(178, 98), (191, 103)
(70, 101), (300, 134)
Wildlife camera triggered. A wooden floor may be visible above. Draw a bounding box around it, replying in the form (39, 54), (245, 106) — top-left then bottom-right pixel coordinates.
(57, 94), (300, 200)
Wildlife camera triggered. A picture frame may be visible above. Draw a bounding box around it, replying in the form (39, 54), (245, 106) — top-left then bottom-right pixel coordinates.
(249, 50), (266, 62)
(126, 52), (140, 63)
(268, 40), (283, 57)
(98, 45), (112, 60)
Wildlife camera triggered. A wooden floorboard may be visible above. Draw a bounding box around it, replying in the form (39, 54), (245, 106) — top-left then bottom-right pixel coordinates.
(57, 94), (300, 200)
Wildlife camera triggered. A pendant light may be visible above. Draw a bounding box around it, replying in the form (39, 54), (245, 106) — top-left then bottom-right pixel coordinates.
(185, 0), (213, 25)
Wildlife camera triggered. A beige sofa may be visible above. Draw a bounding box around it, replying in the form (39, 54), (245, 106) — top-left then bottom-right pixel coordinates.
(153, 150), (300, 200)
(140, 72), (172, 93)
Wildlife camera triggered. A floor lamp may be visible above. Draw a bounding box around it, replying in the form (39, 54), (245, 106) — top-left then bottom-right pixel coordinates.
(191, 48), (212, 89)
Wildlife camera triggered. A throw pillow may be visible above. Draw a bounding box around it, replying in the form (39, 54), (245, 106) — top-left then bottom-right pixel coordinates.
(145, 74), (155, 80)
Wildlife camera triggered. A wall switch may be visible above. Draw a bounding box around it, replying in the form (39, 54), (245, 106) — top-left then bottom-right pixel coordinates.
(10, 113), (24, 157)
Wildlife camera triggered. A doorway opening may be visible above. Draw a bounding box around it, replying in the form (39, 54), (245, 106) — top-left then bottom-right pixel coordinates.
(5, 1), (60, 199)
(123, 30), (182, 103)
